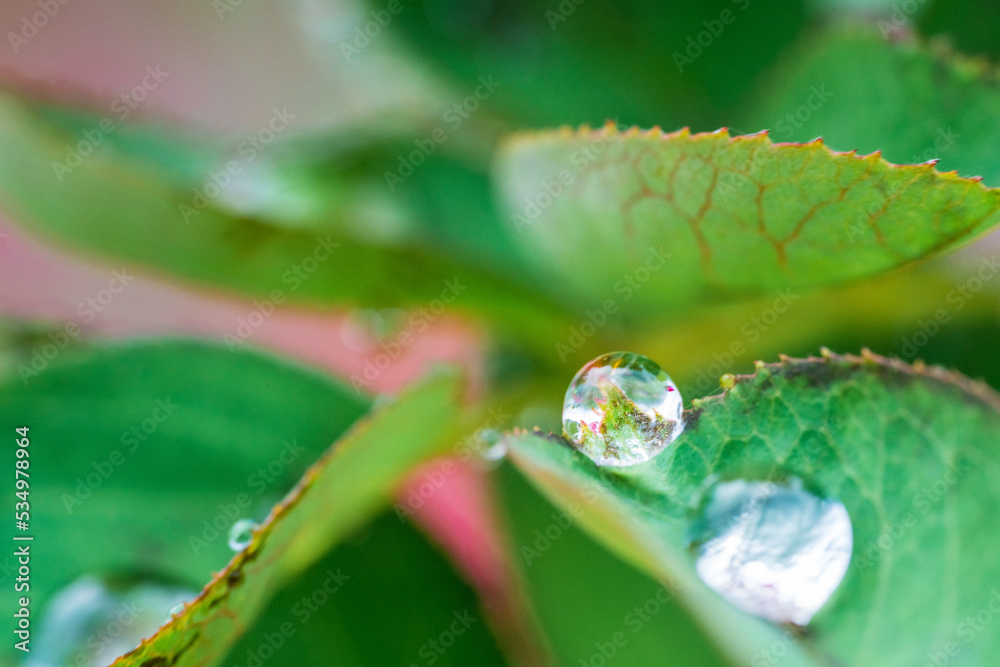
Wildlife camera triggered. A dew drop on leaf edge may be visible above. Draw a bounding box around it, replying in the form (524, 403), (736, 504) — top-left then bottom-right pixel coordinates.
(477, 428), (507, 462)
(562, 351), (685, 467)
(228, 518), (259, 552)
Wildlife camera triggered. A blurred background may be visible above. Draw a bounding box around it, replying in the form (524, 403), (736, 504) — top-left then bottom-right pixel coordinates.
(2, 0), (999, 388)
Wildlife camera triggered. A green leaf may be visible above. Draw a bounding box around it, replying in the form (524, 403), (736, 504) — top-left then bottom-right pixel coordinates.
(220, 511), (508, 667)
(504, 351), (1000, 665)
(105, 366), (468, 666)
(494, 125), (1000, 315)
(0, 339), (371, 664)
(744, 29), (1000, 186)
(0, 337), (471, 666)
(28, 100), (228, 185)
(0, 90), (568, 345)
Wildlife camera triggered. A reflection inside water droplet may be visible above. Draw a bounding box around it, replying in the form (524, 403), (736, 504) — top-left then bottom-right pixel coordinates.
(690, 477), (853, 625)
(562, 352), (684, 466)
(228, 518), (259, 551)
(29, 575), (195, 667)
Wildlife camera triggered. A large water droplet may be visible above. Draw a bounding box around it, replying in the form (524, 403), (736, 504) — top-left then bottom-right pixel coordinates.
(562, 351), (684, 466)
(690, 477), (853, 625)
(29, 575), (195, 667)
(228, 518), (259, 551)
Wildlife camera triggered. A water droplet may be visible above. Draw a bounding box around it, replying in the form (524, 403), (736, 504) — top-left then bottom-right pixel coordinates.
(562, 351), (684, 466)
(210, 159), (325, 224)
(168, 601), (186, 617)
(477, 429), (507, 462)
(228, 518), (258, 551)
(690, 477), (853, 625)
(29, 574), (195, 667)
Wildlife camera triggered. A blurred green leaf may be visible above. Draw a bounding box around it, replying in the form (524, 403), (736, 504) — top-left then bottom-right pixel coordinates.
(630, 266), (1000, 398)
(108, 368), (469, 666)
(505, 351), (1000, 665)
(0, 90), (568, 345)
(494, 126), (1000, 316)
(389, 0), (808, 129)
(294, 139), (540, 278)
(919, 0), (1000, 60)
(0, 340), (370, 664)
(30, 101), (228, 185)
(220, 511), (508, 667)
(745, 29), (1000, 185)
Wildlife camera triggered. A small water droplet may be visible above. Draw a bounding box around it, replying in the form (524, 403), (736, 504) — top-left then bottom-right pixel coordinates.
(168, 601), (186, 617)
(210, 159), (323, 224)
(690, 477), (853, 625)
(228, 518), (258, 551)
(477, 429), (507, 462)
(562, 351), (684, 466)
(29, 575), (195, 667)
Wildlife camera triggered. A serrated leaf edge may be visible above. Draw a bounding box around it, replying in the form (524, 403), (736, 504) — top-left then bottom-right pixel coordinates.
(499, 123), (995, 189)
